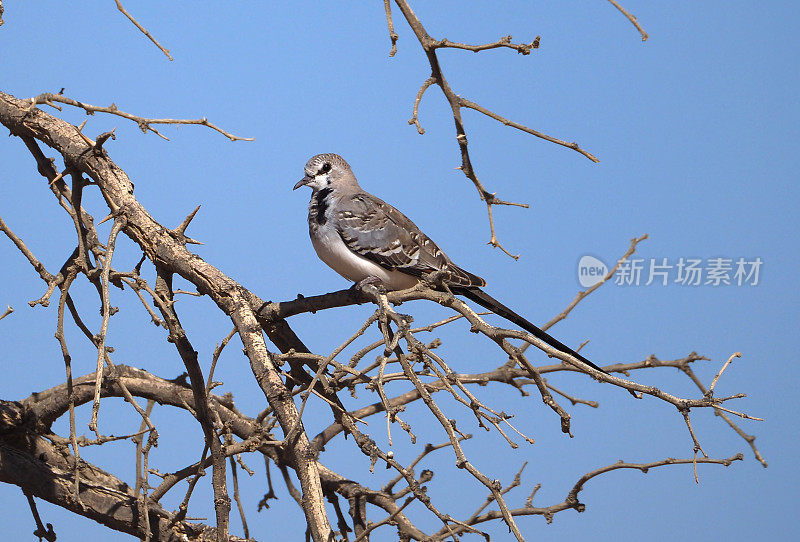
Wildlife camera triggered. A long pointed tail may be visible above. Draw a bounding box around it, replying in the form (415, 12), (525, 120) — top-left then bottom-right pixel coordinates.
(453, 287), (609, 375)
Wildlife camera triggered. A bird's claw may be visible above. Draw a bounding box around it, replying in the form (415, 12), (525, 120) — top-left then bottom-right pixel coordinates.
(354, 276), (385, 292)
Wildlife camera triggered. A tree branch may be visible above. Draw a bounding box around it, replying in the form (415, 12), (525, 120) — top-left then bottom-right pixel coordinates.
(28, 92), (253, 141)
(115, 0), (174, 60)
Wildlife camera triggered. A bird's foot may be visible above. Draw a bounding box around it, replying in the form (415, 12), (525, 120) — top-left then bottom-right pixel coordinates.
(353, 276), (385, 291)
(422, 269), (450, 289)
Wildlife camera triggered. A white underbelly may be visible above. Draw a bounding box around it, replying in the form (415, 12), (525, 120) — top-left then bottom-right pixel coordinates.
(311, 226), (418, 290)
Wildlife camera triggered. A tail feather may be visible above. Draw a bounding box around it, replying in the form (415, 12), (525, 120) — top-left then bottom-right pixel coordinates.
(453, 287), (609, 375)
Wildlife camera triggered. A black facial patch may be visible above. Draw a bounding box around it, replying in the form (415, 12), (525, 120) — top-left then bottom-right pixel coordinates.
(312, 187), (333, 225)
(320, 162), (332, 174)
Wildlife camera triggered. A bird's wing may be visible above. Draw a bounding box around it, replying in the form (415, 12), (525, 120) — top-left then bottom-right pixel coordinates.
(334, 192), (485, 287)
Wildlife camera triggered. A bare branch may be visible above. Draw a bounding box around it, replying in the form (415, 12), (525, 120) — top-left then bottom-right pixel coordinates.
(392, 0), (599, 256)
(352, 497), (414, 542)
(383, 0), (399, 57)
(0, 3), (763, 536)
(28, 92), (253, 141)
(115, 0), (174, 60)
(89, 217), (125, 434)
(436, 454), (742, 538)
(676, 361), (768, 467)
(460, 98), (599, 163)
(408, 76), (435, 134)
(24, 491), (57, 542)
(361, 284), (525, 540)
(0, 214), (56, 286)
(540, 233), (649, 333)
(432, 35), (540, 55)
(707, 351), (742, 397)
(1, 402), (237, 541)
(607, 0), (649, 41)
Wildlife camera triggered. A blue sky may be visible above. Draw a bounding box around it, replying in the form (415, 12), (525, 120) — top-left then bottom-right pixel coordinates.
(1, 2), (797, 540)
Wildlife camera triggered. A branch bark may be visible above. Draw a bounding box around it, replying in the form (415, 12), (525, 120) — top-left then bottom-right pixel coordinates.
(0, 400), (245, 541)
(0, 90), (333, 542)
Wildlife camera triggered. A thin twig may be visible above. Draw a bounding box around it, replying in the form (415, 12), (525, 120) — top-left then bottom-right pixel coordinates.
(115, 0), (174, 60)
(0, 214), (56, 286)
(362, 284), (525, 541)
(707, 352), (742, 397)
(408, 76), (435, 134)
(460, 98), (599, 163)
(89, 217), (125, 434)
(207, 327), (238, 394)
(681, 409), (708, 483)
(352, 497), (414, 542)
(539, 234), (649, 333)
(54, 271), (83, 502)
(432, 35), (540, 55)
(678, 362), (767, 467)
(392, 0), (598, 258)
(64, 294), (159, 434)
(29, 93), (253, 141)
(24, 491), (57, 542)
(606, 0), (649, 41)
(383, 0), (399, 57)
(229, 441), (250, 540)
(133, 400), (156, 542)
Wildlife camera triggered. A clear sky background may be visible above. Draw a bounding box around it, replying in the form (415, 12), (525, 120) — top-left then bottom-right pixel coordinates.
(1, 2), (797, 540)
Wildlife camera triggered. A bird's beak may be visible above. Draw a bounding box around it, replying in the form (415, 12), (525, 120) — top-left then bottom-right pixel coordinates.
(293, 175), (312, 190)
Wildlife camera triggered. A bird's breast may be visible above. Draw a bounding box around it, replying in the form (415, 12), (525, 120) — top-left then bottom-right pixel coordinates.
(309, 222), (418, 290)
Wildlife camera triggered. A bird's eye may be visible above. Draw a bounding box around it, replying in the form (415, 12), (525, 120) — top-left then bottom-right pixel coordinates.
(320, 162), (332, 174)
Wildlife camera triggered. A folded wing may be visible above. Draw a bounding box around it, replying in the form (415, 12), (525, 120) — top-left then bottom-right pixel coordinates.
(335, 192), (485, 288)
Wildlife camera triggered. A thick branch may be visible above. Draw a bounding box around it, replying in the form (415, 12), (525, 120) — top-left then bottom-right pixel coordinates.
(0, 401), (243, 541)
(0, 90), (332, 542)
(20, 365), (423, 539)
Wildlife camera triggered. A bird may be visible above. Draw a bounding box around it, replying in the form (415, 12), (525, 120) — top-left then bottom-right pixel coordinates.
(294, 153), (617, 381)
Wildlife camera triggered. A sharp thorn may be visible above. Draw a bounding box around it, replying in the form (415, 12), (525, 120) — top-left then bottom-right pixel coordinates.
(176, 205), (202, 235)
(97, 213), (114, 225)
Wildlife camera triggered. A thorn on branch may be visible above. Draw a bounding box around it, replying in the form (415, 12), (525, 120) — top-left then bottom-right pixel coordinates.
(171, 205), (203, 245)
(94, 128), (116, 153)
(176, 205), (201, 235)
(0, 305), (13, 322)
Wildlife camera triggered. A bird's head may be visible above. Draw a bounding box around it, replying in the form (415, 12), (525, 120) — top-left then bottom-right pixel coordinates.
(294, 153), (356, 191)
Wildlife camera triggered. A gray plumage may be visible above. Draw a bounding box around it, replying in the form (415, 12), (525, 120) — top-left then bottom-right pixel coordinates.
(295, 153), (484, 290)
(294, 153), (627, 387)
